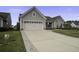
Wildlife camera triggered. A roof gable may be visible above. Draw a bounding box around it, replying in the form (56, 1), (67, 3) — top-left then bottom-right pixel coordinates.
(20, 7), (46, 19)
(45, 16), (64, 22)
(45, 16), (55, 22)
(52, 16), (64, 22)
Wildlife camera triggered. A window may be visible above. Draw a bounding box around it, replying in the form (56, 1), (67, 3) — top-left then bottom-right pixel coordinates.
(32, 12), (36, 17)
(24, 21), (42, 24)
(24, 21), (29, 23)
(39, 22), (42, 24)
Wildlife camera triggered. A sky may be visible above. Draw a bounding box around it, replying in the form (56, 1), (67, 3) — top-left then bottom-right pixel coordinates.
(0, 6), (79, 25)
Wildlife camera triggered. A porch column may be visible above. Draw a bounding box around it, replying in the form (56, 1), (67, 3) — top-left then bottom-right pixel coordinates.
(1, 20), (3, 27)
(0, 17), (3, 27)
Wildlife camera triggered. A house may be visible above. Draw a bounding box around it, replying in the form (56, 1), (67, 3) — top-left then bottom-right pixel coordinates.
(71, 22), (77, 28)
(20, 7), (64, 31)
(0, 12), (11, 28)
(66, 21), (79, 28)
(46, 16), (64, 29)
(70, 21), (79, 28)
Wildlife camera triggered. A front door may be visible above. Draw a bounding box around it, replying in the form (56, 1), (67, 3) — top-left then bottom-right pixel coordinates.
(46, 22), (52, 29)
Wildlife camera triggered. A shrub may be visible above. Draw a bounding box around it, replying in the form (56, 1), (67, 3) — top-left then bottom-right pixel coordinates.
(0, 34), (5, 44)
(0, 27), (14, 32)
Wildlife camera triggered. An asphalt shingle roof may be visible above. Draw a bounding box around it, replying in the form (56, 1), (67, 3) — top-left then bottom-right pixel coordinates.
(45, 16), (64, 22)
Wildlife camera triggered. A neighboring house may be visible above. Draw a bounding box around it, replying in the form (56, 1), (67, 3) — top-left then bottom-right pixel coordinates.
(70, 21), (79, 28)
(71, 22), (77, 28)
(45, 16), (64, 29)
(66, 21), (79, 28)
(20, 7), (64, 31)
(0, 12), (11, 28)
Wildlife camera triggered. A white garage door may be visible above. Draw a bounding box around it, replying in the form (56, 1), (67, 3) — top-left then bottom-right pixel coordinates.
(23, 20), (43, 30)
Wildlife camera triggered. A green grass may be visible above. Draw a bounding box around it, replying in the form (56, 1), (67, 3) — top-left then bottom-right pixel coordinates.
(0, 31), (26, 52)
(53, 29), (79, 38)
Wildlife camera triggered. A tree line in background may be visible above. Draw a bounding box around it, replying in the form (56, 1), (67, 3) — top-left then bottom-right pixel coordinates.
(63, 20), (79, 30)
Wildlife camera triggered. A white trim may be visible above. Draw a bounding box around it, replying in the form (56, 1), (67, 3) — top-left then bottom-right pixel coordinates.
(0, 20), (3, 27)
(0, 17), (3, 27)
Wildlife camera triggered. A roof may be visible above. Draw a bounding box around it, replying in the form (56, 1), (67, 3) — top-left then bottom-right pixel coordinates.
(45, 16), (55, 22)
(52, 16), (64, 22)
(20, 7), (65, 22)
(0, 12), (10, 20)
(45, 16), (64, 22)
(20, 6), (46, 19)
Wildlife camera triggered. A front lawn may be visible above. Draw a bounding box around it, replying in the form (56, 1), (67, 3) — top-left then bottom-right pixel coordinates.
(0, 31), (26, 52)
(53, 29), (79, 38)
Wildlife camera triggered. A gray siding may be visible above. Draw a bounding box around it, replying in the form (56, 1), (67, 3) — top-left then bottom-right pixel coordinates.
(23, 10), (45, 21)
(0, 13), (11, 28)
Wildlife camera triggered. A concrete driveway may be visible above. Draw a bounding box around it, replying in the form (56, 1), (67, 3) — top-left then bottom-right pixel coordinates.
(21, 30), (79, 52)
